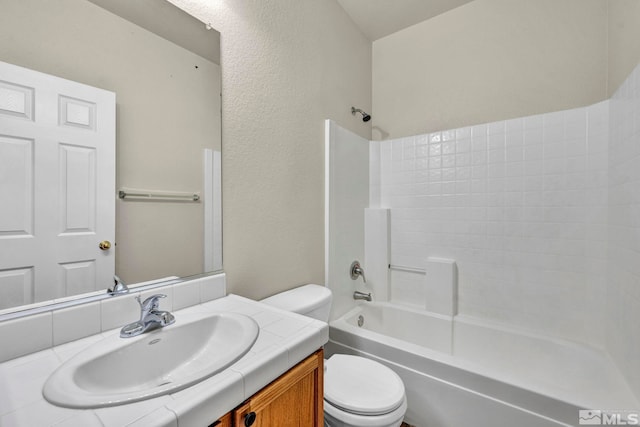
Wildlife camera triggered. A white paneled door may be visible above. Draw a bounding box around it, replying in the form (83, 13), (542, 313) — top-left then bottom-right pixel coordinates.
(0, 61), (115, 309)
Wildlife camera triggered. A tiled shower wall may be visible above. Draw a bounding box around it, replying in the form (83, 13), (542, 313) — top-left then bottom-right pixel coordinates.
(608, 63), (640, 396)
(371, 101), (610, 346)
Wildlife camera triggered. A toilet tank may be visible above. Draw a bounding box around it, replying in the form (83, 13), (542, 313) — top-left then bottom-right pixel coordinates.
(260, 284), (332, 322)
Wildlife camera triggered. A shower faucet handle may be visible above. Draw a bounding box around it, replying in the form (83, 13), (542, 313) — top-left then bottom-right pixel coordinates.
(350, 260), (366, 284)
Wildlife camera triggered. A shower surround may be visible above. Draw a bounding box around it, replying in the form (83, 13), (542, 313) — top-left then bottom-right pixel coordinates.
(366, 61), (640, 400)
(608, 60), (640, 399)
(324, 63), (640, 424)
(370, 100), (609, 347)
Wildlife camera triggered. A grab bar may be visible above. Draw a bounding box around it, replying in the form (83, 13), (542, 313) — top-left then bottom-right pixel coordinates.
(388, 264), (426, 274)
(118, 189), (200, 202)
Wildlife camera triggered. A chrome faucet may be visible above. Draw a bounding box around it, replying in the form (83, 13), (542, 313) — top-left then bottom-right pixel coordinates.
(353, 291), (372, 301)
(120, 294), (175, 338)
(350, 261), (366, 284)
(107, 274), (129, 295)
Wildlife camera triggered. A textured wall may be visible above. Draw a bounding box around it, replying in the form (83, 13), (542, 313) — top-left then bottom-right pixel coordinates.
(167, 0), (372, 299)
(372, 0), (608, 140)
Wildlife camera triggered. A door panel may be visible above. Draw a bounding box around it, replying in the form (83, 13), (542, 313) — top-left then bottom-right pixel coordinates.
(0, 267), (33, 309)
(0, 80), (34, 120)
(59, 260), (97, 297)
(59, 143), (96, 233)
(0, 60), (115, 309)
(0, 135), (33, 236)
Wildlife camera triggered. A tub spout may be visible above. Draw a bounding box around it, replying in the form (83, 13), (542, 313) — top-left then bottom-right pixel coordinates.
(353, 291), (372, 301)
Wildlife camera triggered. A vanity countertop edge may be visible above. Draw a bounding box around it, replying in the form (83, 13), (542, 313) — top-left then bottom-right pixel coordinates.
(0, 294), (329, 427)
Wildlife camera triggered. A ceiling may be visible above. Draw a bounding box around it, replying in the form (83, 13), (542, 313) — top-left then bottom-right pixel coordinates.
(336, 0), (475, 41)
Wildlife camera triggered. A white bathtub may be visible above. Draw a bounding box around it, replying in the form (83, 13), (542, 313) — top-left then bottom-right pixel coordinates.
(327, 302), (639, 427)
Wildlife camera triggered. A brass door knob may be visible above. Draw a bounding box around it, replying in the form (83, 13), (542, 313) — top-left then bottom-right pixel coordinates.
(99, 240), (112, 250)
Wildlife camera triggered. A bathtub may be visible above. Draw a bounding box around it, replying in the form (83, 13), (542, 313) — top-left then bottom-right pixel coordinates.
(326, 302), (639, 427)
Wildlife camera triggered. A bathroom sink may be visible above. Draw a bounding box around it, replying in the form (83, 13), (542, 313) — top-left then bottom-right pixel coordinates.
(43, 312), (259, 408)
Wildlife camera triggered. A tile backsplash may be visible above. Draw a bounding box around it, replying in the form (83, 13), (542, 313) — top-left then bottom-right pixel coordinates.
(0, 273), (226, 363)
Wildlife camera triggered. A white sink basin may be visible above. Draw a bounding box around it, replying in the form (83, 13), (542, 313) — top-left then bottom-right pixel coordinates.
(43, 312), (259, 408)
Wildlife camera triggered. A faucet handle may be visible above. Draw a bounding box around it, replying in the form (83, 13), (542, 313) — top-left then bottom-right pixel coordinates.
(107, 275), (129, 295)
(350, 260), (366, 284)
(137, 294), (167, 312)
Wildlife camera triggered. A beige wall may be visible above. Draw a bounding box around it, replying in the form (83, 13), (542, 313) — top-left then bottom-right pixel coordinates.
(165, 0), (640, 302)
(372, 0), (608, 139)
(168, 0), (372, 299)
(0, 0), (221, 285)
(608, 0), (640, 96)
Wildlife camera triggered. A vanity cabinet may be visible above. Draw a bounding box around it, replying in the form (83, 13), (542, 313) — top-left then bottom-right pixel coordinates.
(213, 413), (232, 427)
(211, 349), (324, 427)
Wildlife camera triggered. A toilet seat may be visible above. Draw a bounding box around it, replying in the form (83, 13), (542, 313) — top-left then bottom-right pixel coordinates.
(324, 354), (405, 416)
(324, 395), (407, 427)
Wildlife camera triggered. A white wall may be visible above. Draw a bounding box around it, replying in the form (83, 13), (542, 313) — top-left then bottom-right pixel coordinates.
(168, 0), (372, 299)
(607, 62), (640, 399)
(325, 121), (370, 319)
(372, 0), (608, 139)
(605, 0), (640, 401)
(372, 103), (609, 345)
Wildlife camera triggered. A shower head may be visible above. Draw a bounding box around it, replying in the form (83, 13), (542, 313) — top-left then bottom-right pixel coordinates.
(351, 107), (371, 122)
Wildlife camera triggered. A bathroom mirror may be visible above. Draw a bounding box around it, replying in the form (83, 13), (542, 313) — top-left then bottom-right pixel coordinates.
(0, 0), (221, 314)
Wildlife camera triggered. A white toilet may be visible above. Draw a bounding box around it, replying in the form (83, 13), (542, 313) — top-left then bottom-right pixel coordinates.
(261, 284), (407, 427)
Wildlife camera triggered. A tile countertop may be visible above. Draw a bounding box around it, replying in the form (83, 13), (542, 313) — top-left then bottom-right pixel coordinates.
(0, 295), (329, 427)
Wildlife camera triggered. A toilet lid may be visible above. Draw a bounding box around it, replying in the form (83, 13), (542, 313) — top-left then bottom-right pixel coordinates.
(324, 354), (405, 416)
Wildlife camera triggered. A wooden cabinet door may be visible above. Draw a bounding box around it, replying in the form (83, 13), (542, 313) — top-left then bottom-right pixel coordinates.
(208, 412), (232, 427)
(233, 350), (324, 427)
(213, 412), (232, 427)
